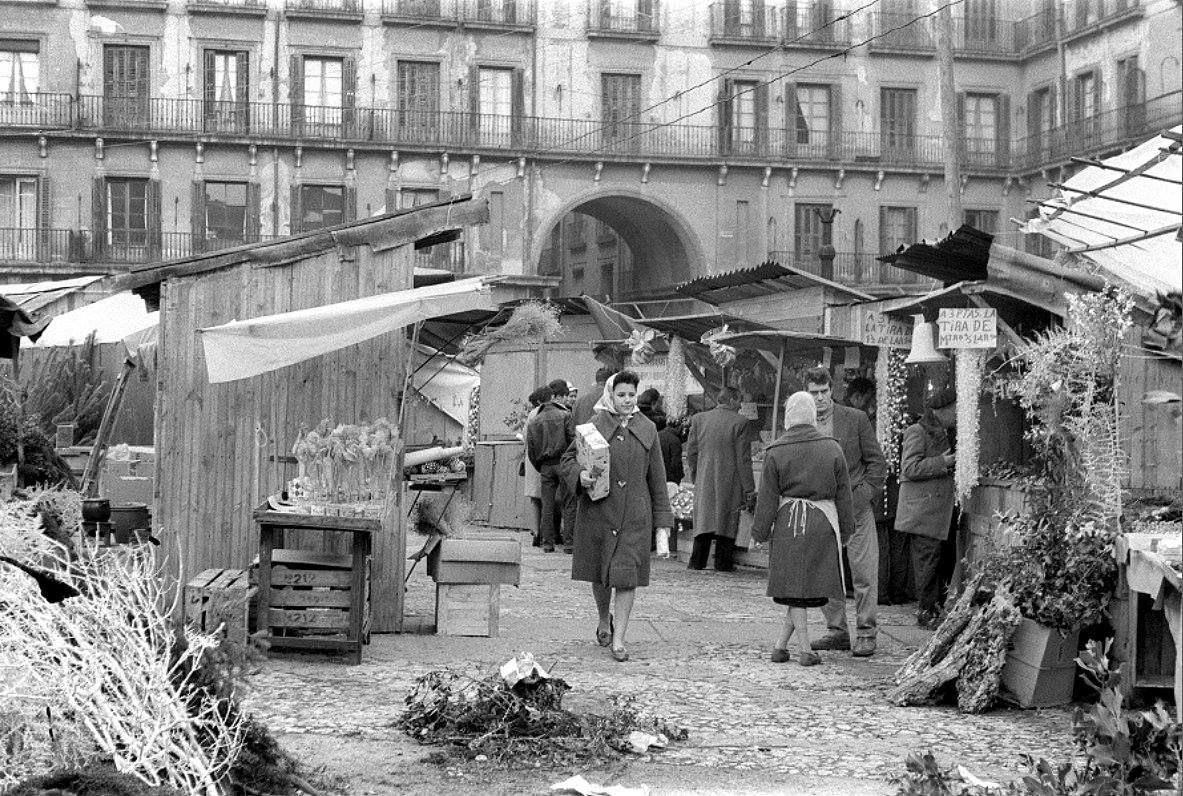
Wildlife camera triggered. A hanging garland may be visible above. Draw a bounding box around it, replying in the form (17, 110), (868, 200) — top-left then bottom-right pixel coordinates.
(955, 349), (986, 503)
(625, 329), (657, 365)
(464, 385), (480, 451)
(876, 346), (908, 476)
(664, 337), (688, 422)
(701, 325), (737, 367)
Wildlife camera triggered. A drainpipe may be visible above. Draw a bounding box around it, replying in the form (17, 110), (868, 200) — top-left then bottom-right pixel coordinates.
(271, 10), (281, 237)
(1054, 0), (1069, 131)
(525, 5), (539, 277)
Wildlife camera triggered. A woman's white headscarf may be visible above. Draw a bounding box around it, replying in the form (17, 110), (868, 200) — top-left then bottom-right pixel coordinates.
(593, 373), (638, 419)
(782, 390), (817, 430)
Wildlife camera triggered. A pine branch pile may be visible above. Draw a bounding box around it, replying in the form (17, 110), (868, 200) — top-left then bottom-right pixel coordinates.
(397, 668), (688, 768)
(455, 303), (563, 368)
(887, 574), (1021, 714)
(15, 333), (111, 444)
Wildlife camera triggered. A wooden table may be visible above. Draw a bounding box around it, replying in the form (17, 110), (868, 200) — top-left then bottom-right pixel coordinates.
(253, 504), (377, 665)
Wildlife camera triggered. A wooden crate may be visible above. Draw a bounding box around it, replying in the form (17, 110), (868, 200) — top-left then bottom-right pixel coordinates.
(184, 568), (255, 649)
(436, 583), (501, 637)
(427, 538), (521, 585)
(265, 549), (370, 642)
(999, 620), (1080, 708)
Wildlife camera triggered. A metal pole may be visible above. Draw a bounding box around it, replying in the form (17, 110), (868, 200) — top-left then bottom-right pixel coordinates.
(935, 0), (962, 231)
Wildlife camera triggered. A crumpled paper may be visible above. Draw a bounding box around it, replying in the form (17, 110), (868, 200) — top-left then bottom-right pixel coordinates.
(625, 730), (668, 754)
(550, 774), (650, 796)
(956, 765), (1001, 790)
(499, 651), (550, 688)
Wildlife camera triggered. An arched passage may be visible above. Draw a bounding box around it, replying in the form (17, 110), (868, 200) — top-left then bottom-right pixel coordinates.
(537, 192), (704, 300)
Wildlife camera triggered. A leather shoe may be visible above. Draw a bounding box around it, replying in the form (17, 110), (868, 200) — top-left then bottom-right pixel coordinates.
(770, 648), (791, 663)
(797, 651), (822, 667)
(852, 637), (877, 657)
(810, 632), (851, 651)
(611, 646), (629, 663)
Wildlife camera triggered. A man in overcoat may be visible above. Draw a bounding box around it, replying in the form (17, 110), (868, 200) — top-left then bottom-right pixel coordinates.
(805, 367), (886, 658)
(686, 387), (755, 571)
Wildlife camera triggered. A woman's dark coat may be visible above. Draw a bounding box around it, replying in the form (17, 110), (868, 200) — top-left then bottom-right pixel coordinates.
(562, 410), (673, 588)
(895, 421), (955, 541)
(658, 425), (684, 485)
(750, 426), (854, 601)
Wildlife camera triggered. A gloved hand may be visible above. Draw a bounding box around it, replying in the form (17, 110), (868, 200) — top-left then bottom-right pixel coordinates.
(655, 527), (671, 559)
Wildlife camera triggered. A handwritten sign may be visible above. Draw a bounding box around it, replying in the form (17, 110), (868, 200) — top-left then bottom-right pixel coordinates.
(937, 308), (997, 349)
(863, 312), (911, 349)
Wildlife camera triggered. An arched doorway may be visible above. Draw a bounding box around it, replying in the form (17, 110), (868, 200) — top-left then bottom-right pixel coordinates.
(537, 193), (702, 301)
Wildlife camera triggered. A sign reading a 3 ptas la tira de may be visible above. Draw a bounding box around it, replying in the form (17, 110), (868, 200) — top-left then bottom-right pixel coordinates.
(863, 312), (912, 348)
(938, 307), (997, 349)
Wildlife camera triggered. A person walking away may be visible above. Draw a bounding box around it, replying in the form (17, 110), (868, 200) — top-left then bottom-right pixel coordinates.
(896, 388), (958, 630)
(751, 392), (855, 667)
(562, 371), (672, 662)
(640, 390), (682, 555)
(686, 387), (755, 572)
(547, 379), (578, 552)
(520, 386), (551, 547)
(804, 367), (886, 658)
(527, 385), (574, 552)
(572, 366), (616, 425)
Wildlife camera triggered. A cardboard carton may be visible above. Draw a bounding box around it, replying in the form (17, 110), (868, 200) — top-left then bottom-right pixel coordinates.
(575, 422), (611, 501)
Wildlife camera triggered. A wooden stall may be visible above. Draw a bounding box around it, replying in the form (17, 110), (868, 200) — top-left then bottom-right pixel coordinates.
(122, 197), (490, 633)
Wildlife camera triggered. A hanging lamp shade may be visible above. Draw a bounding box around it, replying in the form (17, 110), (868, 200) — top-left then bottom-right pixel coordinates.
(904, 313), (947, 364)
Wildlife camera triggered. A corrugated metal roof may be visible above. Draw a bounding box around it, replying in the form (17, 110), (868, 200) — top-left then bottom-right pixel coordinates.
(675, 261), (873, 305)
(878, 225), (992, 285)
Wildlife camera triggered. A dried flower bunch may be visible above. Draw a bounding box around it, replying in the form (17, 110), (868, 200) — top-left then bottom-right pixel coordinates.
(455, 301), (563, 368)
(290, 417), (400, 505)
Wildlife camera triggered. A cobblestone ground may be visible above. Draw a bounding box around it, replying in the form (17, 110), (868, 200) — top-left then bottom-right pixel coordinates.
(246, 533), (1074, 795)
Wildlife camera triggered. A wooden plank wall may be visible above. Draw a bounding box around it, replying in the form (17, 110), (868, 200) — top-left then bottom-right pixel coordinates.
(1119, 337), (1182, 494)
(156, 243), (411, 632)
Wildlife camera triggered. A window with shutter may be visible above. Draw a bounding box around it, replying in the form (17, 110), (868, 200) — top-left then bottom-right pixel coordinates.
(0, 40), (39, 104)
(880, 206), (918, 282)
(793, 84), (831, 158)
(204, 50), (249, 134)
(602, 73), (641, 150)
(1071, 70), (1100, 148)
(963, 208), (998, 233)
(730, 80), (759, 154)
(477, 67), (513, 146)
(397, 61), (440, 141)
(203, 181), (248, 247)
(103, 45), (150, 128)
(793, 203), (832, 266)
(963, 93), (998, 166)
(302, 55), (344, 137)
(880, 87), (916, 160)
(0, 175), (37, 260)
(298, 184), (345, 232)
(963, 0), (998, 47)
(105, 177), (150, 260)
(1117, 55), (1146, 137)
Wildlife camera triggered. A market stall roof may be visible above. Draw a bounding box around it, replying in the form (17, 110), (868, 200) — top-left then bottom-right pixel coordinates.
(674, 261), (874, 306)
(1023, 125), (1182, 298)
(637, 312), (767, 342)
(31, 292), (157, 347)
(708, 328), (863, 356)
(0, 294), (51, 360)
(0, 275), (111, 315)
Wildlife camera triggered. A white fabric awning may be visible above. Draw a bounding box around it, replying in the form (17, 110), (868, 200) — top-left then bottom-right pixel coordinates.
(31, 292), (157, 346)
(199, 276), (496, 383)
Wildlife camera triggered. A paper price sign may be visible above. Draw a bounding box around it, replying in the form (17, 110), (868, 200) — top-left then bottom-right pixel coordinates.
(863, 312), (911, 349)
(937, 308), (997, 349)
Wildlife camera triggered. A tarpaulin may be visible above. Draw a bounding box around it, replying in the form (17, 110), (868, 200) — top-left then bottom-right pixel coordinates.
(199, 276), (496, 383)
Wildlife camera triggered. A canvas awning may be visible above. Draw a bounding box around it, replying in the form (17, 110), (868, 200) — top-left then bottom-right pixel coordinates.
(31, 292), (158, 347)
(199, 276), (498, 383)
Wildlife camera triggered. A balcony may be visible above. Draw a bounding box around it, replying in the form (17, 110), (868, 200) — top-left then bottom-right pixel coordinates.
(1062, 0), (1141, 41)
(187, 0), (267, 16)
(381, 0), (462, 26)
(459, 0), (534, 30)
(1014, 5), (1057, 58)
(587, 2), (659, 42)
(707, 3), (780, 46)
(0, 93), (75, 130)
(285, 0), (363, 20)
(1012, 91), (1181, 172)
(868, 11), (934, 53)
(951, 15), (1019, 59)
(768, 251), (935, 292)
(784, 2), (852, 50)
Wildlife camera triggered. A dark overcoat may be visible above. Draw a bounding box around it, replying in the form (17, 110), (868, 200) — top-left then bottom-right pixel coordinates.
(562, 411), (673, 588)
(686, 406), (754, 540)
(750, 426), (855, 601)
(895, 421), (955, 541)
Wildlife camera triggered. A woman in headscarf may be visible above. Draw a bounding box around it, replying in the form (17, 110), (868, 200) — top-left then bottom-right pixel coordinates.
(562, 370), (673, 662)
(895, 387), (958, 630)
(750, 391), (854, 666)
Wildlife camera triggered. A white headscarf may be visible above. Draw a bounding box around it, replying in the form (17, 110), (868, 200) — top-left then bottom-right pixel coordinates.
(593, 373), (638, 420)
(782, 391), (817, 430)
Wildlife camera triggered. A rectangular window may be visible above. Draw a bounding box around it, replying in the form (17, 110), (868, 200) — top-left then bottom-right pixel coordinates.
(964, 93), (998, 164)
(107, 178), (149, 248)
(1117, 55), (1146, 136)
(794, 84), (831, 154)
(731, 80), (759, 151)
(880, 206), (918, 282)
(0, 40), (39, 102)
(103, 45), (149, 127)
(1072, 69), (1101, 148)
(298, 184), (344, 232)
(566, 215), (587, 250)
(602, 73), (641, 144)
(304, 57), (342, 109)
(204, 181), (247, 244)
(398, 60), (440, 139)
(0, 175), (38, 260)
(963, 208), (998, 233)
(400, 187), (440, 209)
(600, 262), (615, 299)
(880, 87), (917, 157)
(476, 66), (512, 145)
(204, 50), (249, 133)
(794, 203), (833, 260)
(598, 0), (652, 31)
(963, 0), (998, 45)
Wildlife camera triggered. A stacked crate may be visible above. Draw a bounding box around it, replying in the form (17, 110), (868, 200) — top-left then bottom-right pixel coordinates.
(427, 537), (521, 637)
(265, 550), (370, 643)
(184, 568), (256, 655)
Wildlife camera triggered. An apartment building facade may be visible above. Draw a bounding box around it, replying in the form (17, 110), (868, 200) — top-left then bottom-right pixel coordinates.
(0, 0), (1179, 298)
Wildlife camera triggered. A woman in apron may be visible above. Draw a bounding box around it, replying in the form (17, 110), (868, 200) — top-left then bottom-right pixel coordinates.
(751, 391), (855, 666)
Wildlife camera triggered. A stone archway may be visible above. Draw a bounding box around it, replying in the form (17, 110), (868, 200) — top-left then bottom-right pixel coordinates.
(536, 191), (705, 299)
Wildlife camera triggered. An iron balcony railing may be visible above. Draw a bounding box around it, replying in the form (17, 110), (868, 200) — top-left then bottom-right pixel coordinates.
(1062, 0), (1140, 38)
(4, 93), (1178, 172)
(784, 2), (852, 47)
(461, 0), (532, 27)
(1014, 5), (1057, 56)
(381, 0), (462, 22)
(707, 2), (780, 44)
(0, 228), (81, 264)
(869, 11), (934, 51)
(588, 1), (660, 39)
(1012, 90), (1181, 171)
(187, 0), (267, 12)
(286, 0), (362, 15)
(951, 15), (1018, 57)
(768, 251), (933, 288)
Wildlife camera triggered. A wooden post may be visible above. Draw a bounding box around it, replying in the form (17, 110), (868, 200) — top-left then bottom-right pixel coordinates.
(80, 356), (136, 497)
(935, 0), (963, 231)
(770, 340), (786, 437)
